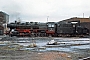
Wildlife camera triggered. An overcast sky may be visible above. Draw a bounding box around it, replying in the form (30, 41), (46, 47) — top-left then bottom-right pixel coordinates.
(0, 0), (90, 22)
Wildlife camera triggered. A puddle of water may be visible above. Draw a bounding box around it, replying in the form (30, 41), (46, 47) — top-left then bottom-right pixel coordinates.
(70, 45), (90, 49)
(0, 44), (7, 46)
(46, 47), (72, 52)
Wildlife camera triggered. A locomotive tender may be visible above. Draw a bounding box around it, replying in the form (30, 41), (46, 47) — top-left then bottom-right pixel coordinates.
(7, 20), (89, 37)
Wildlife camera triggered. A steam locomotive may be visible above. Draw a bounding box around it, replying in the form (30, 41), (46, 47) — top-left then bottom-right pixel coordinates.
(7, 20), (89, 37)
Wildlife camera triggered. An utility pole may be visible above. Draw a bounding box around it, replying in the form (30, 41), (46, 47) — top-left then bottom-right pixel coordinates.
(83, 13), (84, 18)
(47, 16), (49, 22)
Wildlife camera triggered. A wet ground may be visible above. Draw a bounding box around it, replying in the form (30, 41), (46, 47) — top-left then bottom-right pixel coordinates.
(16, 37), (90, 53)
(0, 36), (90, 60)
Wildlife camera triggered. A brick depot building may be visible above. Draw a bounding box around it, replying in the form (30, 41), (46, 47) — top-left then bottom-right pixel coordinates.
(62, 17), (90, 34)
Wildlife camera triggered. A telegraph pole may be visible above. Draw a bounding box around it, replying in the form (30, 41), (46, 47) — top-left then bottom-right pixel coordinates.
(47, 16), (49, 22)
(83, 13), (84, 18)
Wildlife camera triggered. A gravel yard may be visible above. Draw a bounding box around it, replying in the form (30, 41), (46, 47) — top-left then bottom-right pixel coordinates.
(0, 36), (90, 60)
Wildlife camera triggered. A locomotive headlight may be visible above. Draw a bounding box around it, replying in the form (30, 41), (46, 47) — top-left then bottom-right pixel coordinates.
(87, 33), (89, 34)
(76, 31), (78, 33)
(11, 29), (14, 32)
(73, 25), (75, 27)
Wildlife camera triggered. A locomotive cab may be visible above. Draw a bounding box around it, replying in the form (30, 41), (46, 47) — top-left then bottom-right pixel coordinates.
(46, 22), (56, 37)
